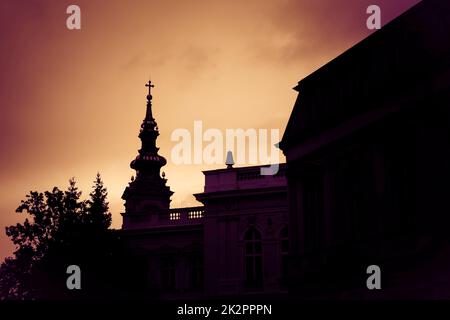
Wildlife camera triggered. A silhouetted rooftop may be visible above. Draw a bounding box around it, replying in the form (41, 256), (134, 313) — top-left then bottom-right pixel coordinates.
(281, 0), (450, 151)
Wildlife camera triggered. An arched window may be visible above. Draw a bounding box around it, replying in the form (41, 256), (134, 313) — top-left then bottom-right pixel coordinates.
(244, 228), (263, 288)
(280, 226), (289, 282)
(161, 257), (176, 291)
(187, 254), (203, 291)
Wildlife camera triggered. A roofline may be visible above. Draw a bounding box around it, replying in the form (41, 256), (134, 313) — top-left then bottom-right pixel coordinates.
(280, 0), (427, 151)
(201, 163), (287, 175)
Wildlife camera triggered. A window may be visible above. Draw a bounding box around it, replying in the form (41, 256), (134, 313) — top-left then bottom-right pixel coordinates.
(280, 226), (289, 282)
(188, 255), (203, 290)
(161, 257), (176, 291)
(244, 228), (263, 288)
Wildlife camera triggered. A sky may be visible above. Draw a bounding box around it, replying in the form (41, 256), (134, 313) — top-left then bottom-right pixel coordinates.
(0, 0), (421, 261)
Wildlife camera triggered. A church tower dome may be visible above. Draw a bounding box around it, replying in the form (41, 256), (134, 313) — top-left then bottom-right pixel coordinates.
(130, 81), (167, 176)
(121, 81), (173, 229)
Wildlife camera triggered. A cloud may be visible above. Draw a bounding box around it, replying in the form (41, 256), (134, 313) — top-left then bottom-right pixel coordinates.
(246, 0), (421, 68)
(180, 45), (217, 74)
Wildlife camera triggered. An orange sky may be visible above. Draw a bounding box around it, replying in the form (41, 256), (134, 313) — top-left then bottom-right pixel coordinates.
(0, 0), (421, 261)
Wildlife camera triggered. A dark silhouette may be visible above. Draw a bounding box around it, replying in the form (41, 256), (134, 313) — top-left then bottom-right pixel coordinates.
(120, 82), (289, 299)
(122, 80), (173, 229)
(5, 0), (450, 302)
(120, 0), (450, 300)
(280, 0), (450, 299)
(0, 174), (148, 300)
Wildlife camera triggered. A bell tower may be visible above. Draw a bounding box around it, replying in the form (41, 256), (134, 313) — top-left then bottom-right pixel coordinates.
(121, 81), (173, 229)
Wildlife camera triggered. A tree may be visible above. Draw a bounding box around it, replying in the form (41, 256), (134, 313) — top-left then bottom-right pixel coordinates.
(0, 174), (149, 300)
(84, 173), (111, 231)
(1, 187), (65, 299)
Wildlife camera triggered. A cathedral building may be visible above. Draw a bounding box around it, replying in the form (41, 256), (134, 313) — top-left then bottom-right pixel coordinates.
(280, 0), (450, 298)
(120, 0), (450, 300)
(120, 82), (288, 299)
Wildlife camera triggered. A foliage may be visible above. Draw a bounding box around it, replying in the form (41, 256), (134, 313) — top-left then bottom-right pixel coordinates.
(0, 174), (148, 300)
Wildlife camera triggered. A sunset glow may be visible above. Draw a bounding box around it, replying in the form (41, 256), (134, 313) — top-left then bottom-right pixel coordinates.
(0, 0), (421, 261)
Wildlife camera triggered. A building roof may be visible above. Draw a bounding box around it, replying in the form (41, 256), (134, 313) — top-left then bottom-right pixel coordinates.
(198, 163), (287, 194)
(280, 0), (450, 152)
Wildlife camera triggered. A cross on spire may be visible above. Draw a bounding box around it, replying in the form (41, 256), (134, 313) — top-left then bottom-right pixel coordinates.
(145, 80), (154, 96)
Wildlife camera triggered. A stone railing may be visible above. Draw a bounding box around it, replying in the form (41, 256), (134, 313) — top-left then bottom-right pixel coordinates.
(167, 206), (205, 223)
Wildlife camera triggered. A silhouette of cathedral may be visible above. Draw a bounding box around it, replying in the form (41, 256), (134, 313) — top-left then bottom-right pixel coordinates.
(280, 0), (450, 299)
(121, 0), (450, 300)
(121, 81), (288, 298)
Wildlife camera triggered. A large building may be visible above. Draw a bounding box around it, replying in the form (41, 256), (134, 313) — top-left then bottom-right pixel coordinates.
(121, 0), (450, 300)
(280, 0), (450, 298)
(121, 82), (288, 299)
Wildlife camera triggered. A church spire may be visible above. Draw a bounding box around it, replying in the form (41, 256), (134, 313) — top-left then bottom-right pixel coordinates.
(130, 81), (167, 178)
(122, 80), (173, 230)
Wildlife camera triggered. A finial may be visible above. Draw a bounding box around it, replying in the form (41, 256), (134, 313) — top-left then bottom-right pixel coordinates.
(162, 171), (166, 179)
(226, 151), (234, 169)
(145, 80), (154, 101)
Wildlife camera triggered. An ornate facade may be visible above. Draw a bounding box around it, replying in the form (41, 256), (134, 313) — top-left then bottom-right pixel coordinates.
(121, 82), (288, 298)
